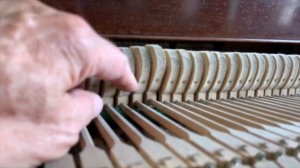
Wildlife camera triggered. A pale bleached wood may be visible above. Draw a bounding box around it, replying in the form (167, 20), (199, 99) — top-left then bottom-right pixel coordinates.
(189, 101), (300, 144)
(93, 115), (150, 168)
(247, 53), (266, 97)
(115, 47), (135, 105)
(144, 45), (167, 101)
(183, 51), (204, 101)
(175, 101), (300, 156)
(288, 56), (300, 95)
(105, 105), (186, 168)
(134, 101), (241, 168)
(280, 55), (299, 96)
(44, 154), (76, 168)
(202, 101), (300, 136)
(79, 127), (113, 168)
(238, 53), (258, 98)
(218, 52), (239, 100)
(162, 101), (284, 160)
(207, 52), (227, 100)
(147, 100), (265, 165)
(158, 49), (180, 102)
(172, 49), (193, 102)
(215, 100), (300, 127)
(130, 46), (151, 103)
(264, 55), (283, 97)
(195, 52), (218, 100)
(255, 54), (276, 97)
(120, 103), (216, 168)
(228, 53), (249, 99)
(273, 55), (292, 96)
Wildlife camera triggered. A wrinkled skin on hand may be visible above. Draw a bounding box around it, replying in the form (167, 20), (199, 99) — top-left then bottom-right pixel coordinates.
(0, 0), (138, 167)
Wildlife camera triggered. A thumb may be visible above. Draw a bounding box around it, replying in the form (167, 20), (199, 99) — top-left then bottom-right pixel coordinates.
(64, 89), (103, 131)
(36, 90), (103, 162)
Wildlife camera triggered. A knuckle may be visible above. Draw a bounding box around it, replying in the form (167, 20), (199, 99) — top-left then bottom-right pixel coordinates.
(63, 14), (89, 34)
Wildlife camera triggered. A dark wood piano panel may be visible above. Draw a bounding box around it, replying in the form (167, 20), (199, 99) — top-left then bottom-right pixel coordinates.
(41, 0), (300, 53)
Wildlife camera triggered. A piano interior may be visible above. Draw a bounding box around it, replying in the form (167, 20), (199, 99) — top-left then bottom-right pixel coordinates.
(40, 1), (300, 168)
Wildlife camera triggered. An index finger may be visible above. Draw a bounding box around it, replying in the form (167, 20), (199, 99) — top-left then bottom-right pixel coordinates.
(78, 27), (138, 92)
(94, 38), (138, 91)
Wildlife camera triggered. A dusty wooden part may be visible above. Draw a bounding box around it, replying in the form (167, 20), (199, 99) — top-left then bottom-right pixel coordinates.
(207, 52), (227, 100)
(253, 160), (280, 168)
(216, 99), (300, 127)
(143, 45), (166, 101)
(272, 55), (292, 96)
(207, 99), (300, 125)
(293, 56), (300, 95)
(163, 102), (284, 160)
(254, 97), (300, 113)
(259, 95), (300, 106)
(135, 101), (241, 168)
(79, 127), (113, 168)
(119, 104), (216, 168)
(288, 55), (300, 96)
(171, 49), (192, 102)
(244, 98), (300, 113)
(284, 96), (300, 101)
(183, 51), (204, 101)
(101, 82), (116, 105)
(264, 96), (300, 108)
(238, 53), (258, 98)
(232, 98), (300, 121)
(285, 95), (300, 99)
(247, 128), (300, 156)
(85, 77), (101, 94)
(203, 100), (300, 139)
(229, 53), (250, 99)
(188, 101), (262, 129)
(176, 102), (248, 131)
(287, 55), (300, 95)
(176, 102), (300, 156)
(105, 105), (186, 168)
(148, 100), (265, 164)
(276, 155), (300, 168)
(297, 87), (300, 95)
(279, 55), (298, 96)
(115, 47), (135, 105)
(271, 95), (300, 102)
(162, 102), (230, 133)
(264, 54), (284, 96)
(44, 154), (76, 168)
(195, 52), (218, 101)
(218, 53), (239, 100)
(190, 101), (300, 143)
(158, 49), (180, 102)
(94, 115), (150, 168)
(247, 54), (265, 97)
(255, 54), (276, 97)
(130, 46), (151, 103)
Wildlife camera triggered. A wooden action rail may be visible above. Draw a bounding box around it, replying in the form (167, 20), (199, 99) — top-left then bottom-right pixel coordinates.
(44, 45), (300, 168)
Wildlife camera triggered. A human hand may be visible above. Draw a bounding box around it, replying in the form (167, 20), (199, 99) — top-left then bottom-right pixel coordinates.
(0, 0), (138, 167)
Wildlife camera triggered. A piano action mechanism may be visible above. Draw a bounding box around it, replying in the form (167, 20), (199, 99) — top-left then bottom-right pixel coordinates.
(44, 44), (300, 168)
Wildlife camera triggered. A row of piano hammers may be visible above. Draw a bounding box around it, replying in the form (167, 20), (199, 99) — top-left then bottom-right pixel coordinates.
(44, 45), (300, 168)
(97, 45), (300, 105)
